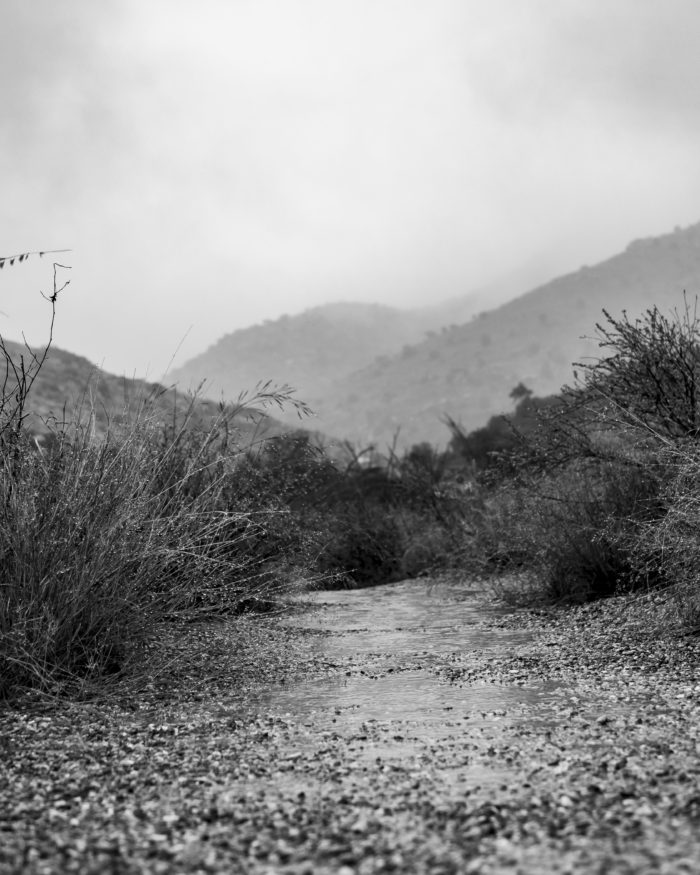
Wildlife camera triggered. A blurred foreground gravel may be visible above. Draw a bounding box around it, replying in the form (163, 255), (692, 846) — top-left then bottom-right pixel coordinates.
(2, 581), (700, 873)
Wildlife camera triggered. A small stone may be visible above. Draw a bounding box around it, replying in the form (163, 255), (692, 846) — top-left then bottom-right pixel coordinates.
(558, 794), (574, 808)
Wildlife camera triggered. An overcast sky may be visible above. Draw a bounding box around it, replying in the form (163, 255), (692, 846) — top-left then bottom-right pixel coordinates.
(2, 0), (700, 379)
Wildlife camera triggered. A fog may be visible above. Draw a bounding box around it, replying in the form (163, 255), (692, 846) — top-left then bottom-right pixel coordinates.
(2, 0), (700, 378)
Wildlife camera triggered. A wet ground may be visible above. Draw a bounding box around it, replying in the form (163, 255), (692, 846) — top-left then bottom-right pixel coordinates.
(206, 579), (700, 872)
(4, 577), (700, 873)
(248, 581), (539, 707)
(229, 580), (564, 793)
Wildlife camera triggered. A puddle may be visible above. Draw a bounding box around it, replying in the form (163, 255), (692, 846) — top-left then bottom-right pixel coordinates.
(243, 670), (562, 726)
(200, 580), (572, 793)
(286, 579), (530, 657)
(200, 578), (664, 797)
(194, 579), (664, 804)
(221, 579), (562, 731)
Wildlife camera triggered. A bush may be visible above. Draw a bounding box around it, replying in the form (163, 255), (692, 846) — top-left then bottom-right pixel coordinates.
(0, 265), (312, 700)
(316, 507), (404, 587)
(463, 301), (700, 603)
(0, 401), (292, 699)
(231, 435), (474, 588)
(445, 385), (562, 472)
(572, 300), (700, 443)
(540, 461), (658, 599)
(625, 444), (700, 629)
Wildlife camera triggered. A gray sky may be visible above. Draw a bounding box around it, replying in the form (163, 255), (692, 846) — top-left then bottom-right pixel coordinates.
(2, 0), (700, 379)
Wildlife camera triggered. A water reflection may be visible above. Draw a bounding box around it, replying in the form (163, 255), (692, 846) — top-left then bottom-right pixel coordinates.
(235, 579), (565, 734)
(202, 580), (656, 799)
(205, 580), (583, 794)
(246, 669), (560, 728)
(287, 578), (531, 657)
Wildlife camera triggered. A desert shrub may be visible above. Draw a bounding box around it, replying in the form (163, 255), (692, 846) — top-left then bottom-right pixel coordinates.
(228, 432), (342, 580)
(0, 285), (309, 699)
(0, 403), (291, 699)
(315, 442), (484, 585)
(458, 481), (534, 575)
(315, 505), (404, 586)
(540, 460), (658, 600)
(445, 385), (561, 471)
(394, 442), (459, 519)
(463, 302), (700, 603)
(228, 433), (472, 587)
(623, 444), (700, 629)
(572, 300), (700, 443)
(235, 431), (339, 508)
(398, 515), (462, 578)
(464, 456), (662, 602)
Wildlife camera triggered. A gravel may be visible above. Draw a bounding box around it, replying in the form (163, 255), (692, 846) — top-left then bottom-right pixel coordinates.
(2, 585), (700, 873)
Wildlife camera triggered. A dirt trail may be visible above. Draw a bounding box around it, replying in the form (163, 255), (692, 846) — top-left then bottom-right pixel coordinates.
(3, 578), (700, 873)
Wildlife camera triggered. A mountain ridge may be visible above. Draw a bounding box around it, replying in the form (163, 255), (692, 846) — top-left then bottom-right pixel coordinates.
(169, 280), (524, 421)
(174, 221), (700, 449)
(324, 221), (700, 448)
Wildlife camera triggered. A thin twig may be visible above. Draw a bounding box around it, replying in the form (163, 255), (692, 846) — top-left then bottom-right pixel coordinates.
(0, 249), (71, 268)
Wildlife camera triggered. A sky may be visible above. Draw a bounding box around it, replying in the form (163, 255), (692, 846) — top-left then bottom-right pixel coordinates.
(2, 0), (700, 379)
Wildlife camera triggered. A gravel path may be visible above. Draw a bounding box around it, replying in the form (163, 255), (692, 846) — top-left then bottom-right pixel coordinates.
(2, 581), (700, 873)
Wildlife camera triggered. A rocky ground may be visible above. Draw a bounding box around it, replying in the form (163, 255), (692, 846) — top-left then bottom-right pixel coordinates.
(2, 582), (700, 873)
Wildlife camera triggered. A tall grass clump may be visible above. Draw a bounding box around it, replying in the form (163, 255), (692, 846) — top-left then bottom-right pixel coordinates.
(0, 388), (304, 699)
(0, 259), (313, 699)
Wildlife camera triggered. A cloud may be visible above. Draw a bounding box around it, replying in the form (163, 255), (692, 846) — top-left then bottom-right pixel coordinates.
(2, 1), (700, 376)
(463, 0), (700, 132)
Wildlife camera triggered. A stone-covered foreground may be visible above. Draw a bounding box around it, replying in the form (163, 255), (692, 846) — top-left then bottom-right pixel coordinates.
(2, 584), (700, 873)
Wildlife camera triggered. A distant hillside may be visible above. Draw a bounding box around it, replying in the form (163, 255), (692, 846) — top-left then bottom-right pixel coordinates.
(169, 283), (520, 423)
(0, 339), (287, 444)
(321, 222), (700, 448)
(171, 222), (700, 450)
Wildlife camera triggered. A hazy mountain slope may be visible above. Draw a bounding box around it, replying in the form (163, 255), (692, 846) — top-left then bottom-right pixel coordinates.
(0, 340), (286, 443)
(170, 222), (700, 450)
(170, 303), (417, 408)
(169, 287), (519, 422)
(414, 276), (532, 329)
(317, 222), (700, 449)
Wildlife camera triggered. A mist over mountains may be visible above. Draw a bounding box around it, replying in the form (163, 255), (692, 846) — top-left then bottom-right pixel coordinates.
(168, 279), (518, 420)
(9, 221), (700, 452)
(171, 222), (700, 449)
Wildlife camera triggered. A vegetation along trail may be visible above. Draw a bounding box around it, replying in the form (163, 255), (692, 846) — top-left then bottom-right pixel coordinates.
(4, 577), (700, 873)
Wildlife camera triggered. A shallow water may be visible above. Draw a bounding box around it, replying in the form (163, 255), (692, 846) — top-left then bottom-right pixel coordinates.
(259, 579), (651, 714)
(209, 579), (660, 800)
(245, 578), (555, 719)
(212, 580), (571, 789)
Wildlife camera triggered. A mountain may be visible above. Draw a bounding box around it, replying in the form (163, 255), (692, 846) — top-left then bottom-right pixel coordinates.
(171, 302), (420, 411)
(172, 221), (700, 450)
(0, 339), (287, 444)
(169, 281), (523, 425)
(321, 222), (700, 448)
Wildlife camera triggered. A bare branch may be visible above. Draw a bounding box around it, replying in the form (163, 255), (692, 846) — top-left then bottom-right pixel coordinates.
(0, 248), (71, 269)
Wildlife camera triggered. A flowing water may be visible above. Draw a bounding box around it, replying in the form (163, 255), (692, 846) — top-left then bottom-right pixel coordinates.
(252, 578), (556, 713)
(223, 579), (572, 793)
